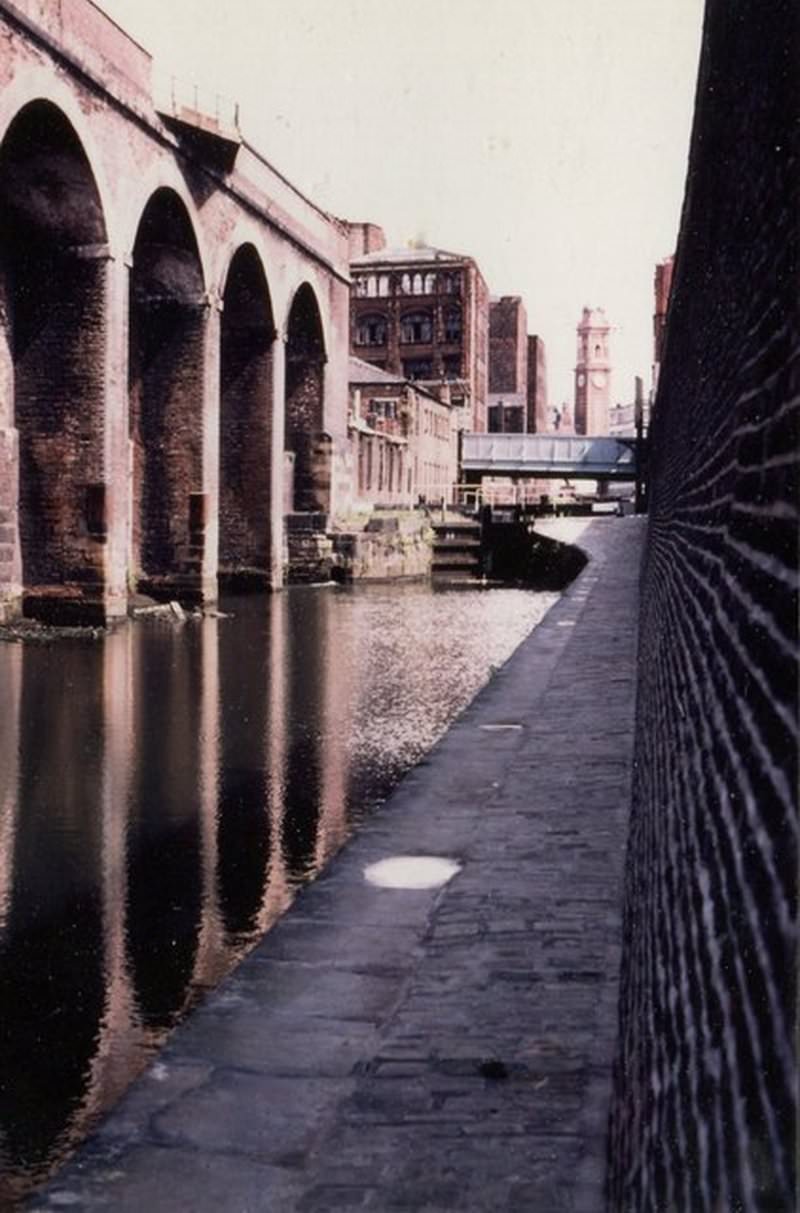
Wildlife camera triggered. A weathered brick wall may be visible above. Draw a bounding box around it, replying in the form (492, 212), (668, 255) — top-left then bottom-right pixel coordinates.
(608, 3), (798, 1210)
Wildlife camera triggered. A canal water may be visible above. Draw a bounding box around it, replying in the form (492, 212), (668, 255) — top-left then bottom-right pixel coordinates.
(0, 581), (558, 1204)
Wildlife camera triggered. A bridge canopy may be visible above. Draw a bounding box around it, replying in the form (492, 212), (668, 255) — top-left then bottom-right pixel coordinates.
(461, 433), (638, 480)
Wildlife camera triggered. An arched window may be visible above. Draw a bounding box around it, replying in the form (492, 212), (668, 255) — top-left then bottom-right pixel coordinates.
(412, 272), (423, 295)
(594, 343), (601, 357)
(366, 275), (378, 297)
(424, 272), (436, 293)
(444, 307), (462, 342)
(401, 273), (412, 295)
(355, 313), (388, 346)
(400, 311), (433, 344)
(354, 276), (369, 298)
(378, 275), (390, 297)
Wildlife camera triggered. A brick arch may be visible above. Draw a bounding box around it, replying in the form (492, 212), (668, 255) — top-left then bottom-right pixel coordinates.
(0, 98), (111, 613)
(121, 164), (211, 291)
(0, 77), (117, 251)
(281, 273), (331, 353)
(284, 282), (330, 514)
(128, 187), (207, 595)
(219, 243), (277, 586)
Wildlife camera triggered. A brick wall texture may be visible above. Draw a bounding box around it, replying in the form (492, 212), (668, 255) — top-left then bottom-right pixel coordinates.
(608, 2), (798, 1210)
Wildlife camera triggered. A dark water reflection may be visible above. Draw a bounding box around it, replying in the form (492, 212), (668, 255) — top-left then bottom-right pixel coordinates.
(0, 582), (557, 1203)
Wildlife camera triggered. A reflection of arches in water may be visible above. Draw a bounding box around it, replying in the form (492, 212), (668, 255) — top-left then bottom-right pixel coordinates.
(281, 733), (322, 881)
(215, 597), (273, 940)
(0, 645), (105, 1189)
(126, 627), (203, 1028)
(217, 766), (271, 939)
(281, 593), (326, 881)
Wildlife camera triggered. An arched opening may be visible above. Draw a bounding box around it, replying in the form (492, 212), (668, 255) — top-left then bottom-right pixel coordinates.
(444, 306), (462, 343)
(284, 284), (328, 513)
(219, 245), (275, 587)
(129, 189), (205, 595)
(354, 312), (387, 347)
(400, 310), (433, 344)
(0, 101), (108, 616)
(126, 625), (203, 1028)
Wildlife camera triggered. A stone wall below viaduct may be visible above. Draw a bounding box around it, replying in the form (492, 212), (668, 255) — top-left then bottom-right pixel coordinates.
(608, 2), (798, 1210)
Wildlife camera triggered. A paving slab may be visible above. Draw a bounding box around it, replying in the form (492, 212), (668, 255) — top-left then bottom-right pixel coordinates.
(31, 517), (645, 1213)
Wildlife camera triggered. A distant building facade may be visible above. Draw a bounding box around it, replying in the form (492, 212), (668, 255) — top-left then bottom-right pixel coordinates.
(652, 256), (674, 398)
(574, 307), (611, 435)
(347, 358), (458, 508)
(526, 335), (548, 433)
(349, 239), (490, 432)
(488, 296), (527, 432)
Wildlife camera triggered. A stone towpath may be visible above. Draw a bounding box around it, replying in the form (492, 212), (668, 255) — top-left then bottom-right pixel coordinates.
(32, 517), (645, 1213)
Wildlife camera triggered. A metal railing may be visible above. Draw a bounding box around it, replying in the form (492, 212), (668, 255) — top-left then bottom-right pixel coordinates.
(159, 72), (241, 132)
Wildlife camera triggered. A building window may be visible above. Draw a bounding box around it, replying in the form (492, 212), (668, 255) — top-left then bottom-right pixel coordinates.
(424, 272), (436, 294)
(354, 276), (369, 298)
(400, 311), (433, 344)
(444, 307), (462, 342)
(400, 272), (412, 295)
(443, 355), (461, 379)
(441, 273), (461, 295)
(355, 313), (387, 346)
(378, 275), (390, 296)
(403, 358), (433, 380)
(366, 398), (398, 422)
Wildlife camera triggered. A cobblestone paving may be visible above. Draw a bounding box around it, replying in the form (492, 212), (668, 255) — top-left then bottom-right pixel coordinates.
(31, 518), (645, 1213)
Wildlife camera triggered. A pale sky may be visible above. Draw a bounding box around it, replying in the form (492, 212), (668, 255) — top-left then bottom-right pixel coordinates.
(98, 0), (704, 407)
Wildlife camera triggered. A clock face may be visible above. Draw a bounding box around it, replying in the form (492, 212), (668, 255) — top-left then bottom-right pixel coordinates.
(592, 372), (606, 389)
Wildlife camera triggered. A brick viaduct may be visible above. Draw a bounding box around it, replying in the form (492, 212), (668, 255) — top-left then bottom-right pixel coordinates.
(0, 0), (351, 625)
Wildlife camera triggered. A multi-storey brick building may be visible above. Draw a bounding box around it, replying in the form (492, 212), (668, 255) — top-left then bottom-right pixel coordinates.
(349, 238), (490, 432)
(488, 296), (527, 432)
(487, 301), (549, 435)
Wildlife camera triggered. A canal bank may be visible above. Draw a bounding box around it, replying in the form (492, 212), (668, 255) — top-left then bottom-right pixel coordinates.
(30, 517), (645, 1213)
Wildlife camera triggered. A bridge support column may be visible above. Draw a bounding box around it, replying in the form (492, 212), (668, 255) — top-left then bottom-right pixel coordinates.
(102, 250), (133, 623)
(270, 335), (287, 588)
(198, 296), (221, 604)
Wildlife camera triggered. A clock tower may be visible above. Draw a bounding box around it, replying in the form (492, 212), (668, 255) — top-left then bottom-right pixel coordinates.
(574, 307), (611, 435)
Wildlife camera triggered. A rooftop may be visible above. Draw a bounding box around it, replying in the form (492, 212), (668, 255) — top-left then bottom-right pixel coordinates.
(348, 357), (441, 402)
(351, 244), (469, 268)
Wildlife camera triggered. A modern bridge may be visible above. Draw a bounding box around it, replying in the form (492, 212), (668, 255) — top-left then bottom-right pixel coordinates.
(460, 433), (641, 481)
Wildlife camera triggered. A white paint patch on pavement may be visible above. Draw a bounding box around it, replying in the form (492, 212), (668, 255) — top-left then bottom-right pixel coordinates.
(364, 856), (461, 890)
